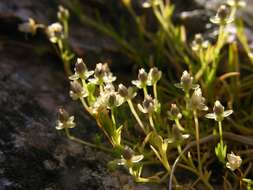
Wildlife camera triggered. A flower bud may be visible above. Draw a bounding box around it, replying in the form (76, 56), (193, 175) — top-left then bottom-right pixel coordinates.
(118, 84), (128, 98)
(94, 63), (104, 78)
(217, 5), (229, 20)
(149, 67), (162, 84)
(226, 152), (242, 171)
(122, 146), (134, 160)
(46, 22), (63, 43)
(138, 68), (148, 83)
(143, 95), (154, 112)
(75, 58), (87, 74)
(58, 107), (69, 122)
(108, 94), (117, 107)
(181, 71), (192, 91)
(189, 88), (208, 111)
(171, 104), (179, 116)
(57, 5), (69, 21)
(70, 81), (83, 94)
(194, 34), (204, 45)
(18, 18), (38, 35)
(213, 100), (224, 116)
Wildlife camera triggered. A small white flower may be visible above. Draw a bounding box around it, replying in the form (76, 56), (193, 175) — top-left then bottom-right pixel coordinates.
(18, 18), (44, 35)
(69, 81), (88, 100)
(138, 95), (158, 114)
(205, 100), (233, 121)
(46, 22), (64, 43)
(226, 152), (242, 171)
(132, 68), (148, 89)
(56, 108), (76, 130)
(117, 146), (144, 166)
(189, 87), (208, 111)
(69, 58), (94, 81)
(175, 71), (199, 92)
(210, 5), (234, 25)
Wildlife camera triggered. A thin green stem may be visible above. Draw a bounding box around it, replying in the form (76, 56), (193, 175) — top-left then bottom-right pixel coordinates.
(193, 110), (202, 175)
(184, 92), (190, 115)
(175, 119), (184, 131)
(99, 83), (103, 94)
(143, 86), (148, 97)
(218, 121), (223, 144)
(111, 108), (116, 127)
(56, 39), (72, 75)
(64, 128), (112, 153)
(81, 79), (87, 89)
(153, 82), (158, 99)
(216, 25), (225, 54)
(127, 99), (146, 133)
(149, 113), (156, 132)
(63, 20), (69, 38)
(230, 6), (237, 20)
(80, 97), (91, 114)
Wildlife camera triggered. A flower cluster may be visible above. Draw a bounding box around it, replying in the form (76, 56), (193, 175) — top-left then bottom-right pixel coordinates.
(132, 67), (161, 89)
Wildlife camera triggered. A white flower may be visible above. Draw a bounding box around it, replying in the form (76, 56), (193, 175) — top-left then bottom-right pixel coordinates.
(226, 152), (242, 171)
(189, 87), (208, 111)
(132, 68), (148, 89)
(18, 18), (39, 35)
(56, 108), (76, 130)
(117, 146), (144, 166)
(69, 58), (94, 81)
(205, 100), (233, 122)
(46, 22), (63, 43)
(210, 5), (234, 25)
(175, 71), (199, 92)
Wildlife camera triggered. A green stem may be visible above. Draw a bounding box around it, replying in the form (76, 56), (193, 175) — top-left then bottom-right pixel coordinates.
(153, 82), (158, 99)
(81, 79), (87, 89)
(64, 128), (112, 153)
(175, 119), (184, 131)
(143, 86), (148, 97)
(127, 99), (146, 133)
(63, 20), (69, 38)
(230, 6), (237, 19)
(149, 113), (156, 132)
(184, 92), (190, 115)
(206, 24), (226, 89)
(56, 39), (72, 75)
(193, 110), (202, 175)
(218, 121), (223, 144)
(111, 108), (116, 127)
(99, 83), (104, 94)
(80, 97), (91, 114)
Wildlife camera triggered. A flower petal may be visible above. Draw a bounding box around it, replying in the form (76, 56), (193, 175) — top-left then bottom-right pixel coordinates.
(116, 159), (126, 166)
(131, 155), (144, 163)
(223, 110), (233, 117)
(205, 113), (216, 119)
(174, 83), (183, 89)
